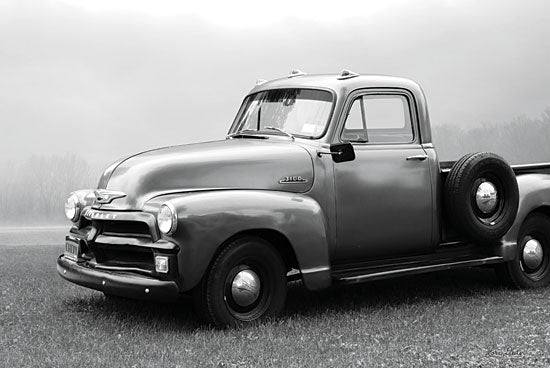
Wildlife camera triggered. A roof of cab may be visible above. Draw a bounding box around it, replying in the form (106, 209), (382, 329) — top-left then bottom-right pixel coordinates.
(248, 72), (424, 98)
(246, 71), (432, 145)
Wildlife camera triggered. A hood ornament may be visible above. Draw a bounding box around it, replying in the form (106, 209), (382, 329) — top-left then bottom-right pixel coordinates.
(93, 189), (127, 204)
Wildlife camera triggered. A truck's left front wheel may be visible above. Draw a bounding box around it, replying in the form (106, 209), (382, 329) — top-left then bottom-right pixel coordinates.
(193, 236), (287, 327)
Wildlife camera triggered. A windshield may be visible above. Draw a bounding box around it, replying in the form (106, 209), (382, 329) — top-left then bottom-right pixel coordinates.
(232, 88), (334, 138)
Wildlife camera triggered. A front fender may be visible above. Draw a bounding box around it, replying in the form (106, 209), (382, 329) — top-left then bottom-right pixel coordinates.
(502, 174), (550, 258)
(159, 190), (331, 291)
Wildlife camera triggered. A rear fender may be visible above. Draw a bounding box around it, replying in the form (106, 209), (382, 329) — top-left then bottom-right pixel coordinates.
(160, 190), (331, 291)
(501, 174), (550, 259)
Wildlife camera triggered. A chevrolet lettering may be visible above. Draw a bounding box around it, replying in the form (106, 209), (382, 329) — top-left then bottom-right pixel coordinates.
(83, 209), (118, 220)
(57, 70), (550, 327)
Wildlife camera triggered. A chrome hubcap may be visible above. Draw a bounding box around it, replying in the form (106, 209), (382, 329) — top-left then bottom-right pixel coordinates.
(231, 269), (261, 307)
(475, 181), (498, 214)
(523, 239), (544, 269)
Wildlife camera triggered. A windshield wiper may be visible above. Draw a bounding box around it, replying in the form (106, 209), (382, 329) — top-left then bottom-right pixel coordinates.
(226, 130), (267, 140)
(226, 127), (295, 141)
(263, 126), (295, 141)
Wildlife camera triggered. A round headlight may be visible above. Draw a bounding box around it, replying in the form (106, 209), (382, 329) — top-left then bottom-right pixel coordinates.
(64, 193), (80, 222)
(157, 203), (177, 235)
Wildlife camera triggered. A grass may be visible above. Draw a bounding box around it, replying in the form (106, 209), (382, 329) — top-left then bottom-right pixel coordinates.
(2, 238), (550, 367)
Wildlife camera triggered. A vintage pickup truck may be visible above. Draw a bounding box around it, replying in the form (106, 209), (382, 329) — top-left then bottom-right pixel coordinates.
(58, 70), (550, 327)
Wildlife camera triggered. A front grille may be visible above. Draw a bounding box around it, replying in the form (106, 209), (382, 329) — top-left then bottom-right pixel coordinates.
(95, 220), (152, 239)
(93, 244), (154, 272)
(88, 218), (156, 274)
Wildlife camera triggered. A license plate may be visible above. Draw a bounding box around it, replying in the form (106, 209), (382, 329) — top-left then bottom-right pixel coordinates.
(64, 240), (81, 261)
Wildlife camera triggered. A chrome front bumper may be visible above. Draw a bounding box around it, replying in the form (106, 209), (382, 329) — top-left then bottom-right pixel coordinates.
(57, 255), (179, 301)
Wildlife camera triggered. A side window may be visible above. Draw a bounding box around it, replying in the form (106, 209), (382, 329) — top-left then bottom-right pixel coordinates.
(342, 98), (367, 142)
(341, 94), (414, 144)
(364, 95), (413, 143)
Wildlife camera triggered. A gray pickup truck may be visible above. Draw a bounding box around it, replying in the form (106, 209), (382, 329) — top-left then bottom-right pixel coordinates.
(58, 70), (550, 327)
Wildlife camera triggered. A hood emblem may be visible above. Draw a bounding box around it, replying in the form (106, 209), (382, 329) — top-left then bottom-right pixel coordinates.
(279, 176), (308, 184)
(93, 189), (127, 204)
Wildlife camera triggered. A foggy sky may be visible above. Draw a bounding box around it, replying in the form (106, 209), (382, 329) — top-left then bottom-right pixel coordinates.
(1, 0), (550, 165)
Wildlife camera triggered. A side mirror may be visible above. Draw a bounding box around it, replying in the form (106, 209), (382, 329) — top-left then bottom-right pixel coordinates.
(330, 143), (355, 163)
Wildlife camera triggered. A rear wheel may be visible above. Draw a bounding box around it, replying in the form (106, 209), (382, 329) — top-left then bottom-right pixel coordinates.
(192, 236), (287, 327)
(496, 214), (550, 288)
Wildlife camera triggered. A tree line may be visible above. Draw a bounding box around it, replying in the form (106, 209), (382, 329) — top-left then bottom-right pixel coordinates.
(433, 108), (550, 164)
(0, 154), (102, 225)
(1, 109), (549, 226)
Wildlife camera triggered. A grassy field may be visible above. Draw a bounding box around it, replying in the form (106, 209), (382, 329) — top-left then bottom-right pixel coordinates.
(1, 232), (550, 367)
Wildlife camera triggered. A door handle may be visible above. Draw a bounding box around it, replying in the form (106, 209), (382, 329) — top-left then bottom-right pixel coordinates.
(406, 154), (428, 161)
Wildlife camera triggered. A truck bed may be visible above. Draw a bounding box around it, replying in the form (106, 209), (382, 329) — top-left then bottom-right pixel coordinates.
(440, 161), (550, 175)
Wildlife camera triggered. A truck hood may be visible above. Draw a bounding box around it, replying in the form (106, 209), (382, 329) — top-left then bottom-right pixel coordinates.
(96, 139), (314, 210)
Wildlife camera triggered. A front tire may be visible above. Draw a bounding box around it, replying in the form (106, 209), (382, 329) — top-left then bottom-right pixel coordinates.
(193, 236), (287, 327)
(496, 214), (550, 288)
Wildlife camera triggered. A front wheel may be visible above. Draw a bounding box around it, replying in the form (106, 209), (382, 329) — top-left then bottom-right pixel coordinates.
(496, 214), (550, 288)
(193, 236), (287, 327)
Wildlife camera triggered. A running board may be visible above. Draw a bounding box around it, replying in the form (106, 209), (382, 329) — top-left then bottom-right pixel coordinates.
(333, 256), (504, 285)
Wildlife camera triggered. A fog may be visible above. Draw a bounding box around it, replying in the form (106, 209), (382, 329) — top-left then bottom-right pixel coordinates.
(1, 0), (549, 224)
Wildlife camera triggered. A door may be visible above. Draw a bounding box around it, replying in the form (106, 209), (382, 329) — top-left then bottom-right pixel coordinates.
(334, 91), (433, 262)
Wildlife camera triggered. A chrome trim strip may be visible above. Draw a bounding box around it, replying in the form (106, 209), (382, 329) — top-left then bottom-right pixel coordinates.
(511, 162), (550, 171)
(94, 235), (178, 250)
(144, 187), (233, 204)
(438, 240), (465, 247)
(301, 266), (331, 274)
(337, 256), (503, 283)
(442, 162), (550, 175)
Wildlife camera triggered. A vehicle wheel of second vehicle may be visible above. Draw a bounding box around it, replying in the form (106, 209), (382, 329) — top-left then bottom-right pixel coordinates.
(496, 214), (550, 288)
(445, 152), (519, 243)
(193, 236), (287, 328)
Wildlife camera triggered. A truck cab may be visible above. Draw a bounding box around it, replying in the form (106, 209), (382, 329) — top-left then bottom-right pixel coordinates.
(58, 70), (550, 327)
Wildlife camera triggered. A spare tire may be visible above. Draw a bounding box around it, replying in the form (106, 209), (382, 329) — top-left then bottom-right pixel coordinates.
(444, 152), (519, 243)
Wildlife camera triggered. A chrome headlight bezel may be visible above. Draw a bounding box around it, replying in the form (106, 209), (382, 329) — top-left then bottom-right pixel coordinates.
(64, 192), (81, 222)
(157, 202), (177, 235)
